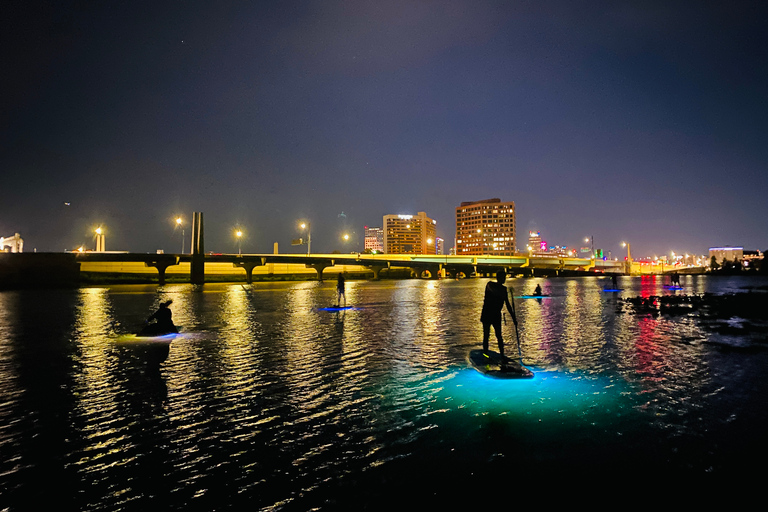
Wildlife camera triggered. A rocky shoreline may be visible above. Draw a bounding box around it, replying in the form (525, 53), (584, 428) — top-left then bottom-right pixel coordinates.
(618, 290), (768, 350)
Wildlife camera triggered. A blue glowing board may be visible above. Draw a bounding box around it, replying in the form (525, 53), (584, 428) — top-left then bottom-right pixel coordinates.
(602, 288), (623, 292)
(118, 332), (179, 344)
(663, 286), (684, 290)
(468, 349), (533, 379)
(316, 306), (357, 312)
(517, 295), (551, 299)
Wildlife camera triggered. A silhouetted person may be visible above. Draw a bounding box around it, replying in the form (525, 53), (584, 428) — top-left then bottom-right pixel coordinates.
(534, 284), (542, 296)
(336, 273), (346, 307)
(140, 300), (178, 336)
(612, 274), (618, 289)
(481, 270), (517, 361)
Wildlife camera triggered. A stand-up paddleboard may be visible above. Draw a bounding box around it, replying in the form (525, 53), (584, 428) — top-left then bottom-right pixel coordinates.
(663, 286), (684, 290)
(316, 306), (357, 312)
(602, 288), (623, 292)
(117, 332), (179, 344)
(516, 295), (551, 299)
(468, 349), (533, 379)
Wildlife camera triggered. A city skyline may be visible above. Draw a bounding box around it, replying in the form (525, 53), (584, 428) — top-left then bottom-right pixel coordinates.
(3, 2), (767, 258)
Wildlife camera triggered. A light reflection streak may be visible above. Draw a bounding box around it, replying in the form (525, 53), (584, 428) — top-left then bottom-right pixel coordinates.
(1, 276), (753, 509)
(70, 288), (126, 474)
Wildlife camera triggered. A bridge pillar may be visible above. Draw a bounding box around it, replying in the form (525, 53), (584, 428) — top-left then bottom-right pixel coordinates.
(234, 259), (260, 283)
(307, 261), (331, 281)
(145, 256), (180, 285)
(367, 265), (387, 280)
(190, 212), (205, 284)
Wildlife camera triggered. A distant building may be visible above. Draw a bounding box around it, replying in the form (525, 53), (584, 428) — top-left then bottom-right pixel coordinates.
(709, 246), (744, 264)
(364, 226), (384, 252)
(527, 231), (545, 253)
(455, 198), (516, 256)
(383, 212), (437, 254)
(710, 246), (764, 267)
(436, 237), (445, 255)
(0, 233), (23, 253)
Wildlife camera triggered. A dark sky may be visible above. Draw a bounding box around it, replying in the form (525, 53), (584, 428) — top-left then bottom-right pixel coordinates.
(3, 1), (767, 258)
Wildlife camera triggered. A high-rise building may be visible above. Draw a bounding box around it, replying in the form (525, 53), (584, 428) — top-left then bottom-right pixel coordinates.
(364, 226), (384, 252)
(436, 237), (445, 256)
(383, 212), (437, 254)
(455, 198), (516, 255)
(527, 231), (544, 253)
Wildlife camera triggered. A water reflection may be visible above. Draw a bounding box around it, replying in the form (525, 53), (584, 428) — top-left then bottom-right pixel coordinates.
(2, 276), (768, 509)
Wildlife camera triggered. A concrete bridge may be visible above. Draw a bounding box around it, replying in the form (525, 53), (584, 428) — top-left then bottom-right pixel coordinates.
(73, 251), (618, 284)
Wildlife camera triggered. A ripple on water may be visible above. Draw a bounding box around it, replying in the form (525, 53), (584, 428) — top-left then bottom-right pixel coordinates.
(2, 278), (768, 509)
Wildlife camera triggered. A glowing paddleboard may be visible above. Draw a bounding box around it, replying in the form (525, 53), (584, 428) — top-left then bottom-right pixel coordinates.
(468, 349), (533, 379)
(116, 332), (179, 344)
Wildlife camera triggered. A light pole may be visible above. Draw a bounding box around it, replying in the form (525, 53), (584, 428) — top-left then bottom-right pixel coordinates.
(236, 229), (243, 255)
(622, 241), (632, 274)
(585, 236), (594, 257)
(300, 222), (311, 255)
(176, 217), (185, 254)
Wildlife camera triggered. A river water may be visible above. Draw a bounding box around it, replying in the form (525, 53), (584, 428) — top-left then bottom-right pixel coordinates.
(1, 275), (767, 509)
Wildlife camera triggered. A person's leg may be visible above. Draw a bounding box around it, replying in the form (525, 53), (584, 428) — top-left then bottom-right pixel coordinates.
(492, 320), (504, 359)
(482, 322), (490, 352)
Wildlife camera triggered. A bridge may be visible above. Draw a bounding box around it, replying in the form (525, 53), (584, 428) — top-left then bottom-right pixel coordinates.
(0, 212), (631, 288)
(73, 251), (619, 284)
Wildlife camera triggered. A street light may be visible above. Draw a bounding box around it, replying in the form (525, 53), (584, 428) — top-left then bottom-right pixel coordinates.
(299, 222), (311, 255)
(176, 217), (185, 254)
(621, 241), (631, 259)
(622, 241), (632, 274)
(585, 236), (594, 257)
(235, 229), (243, 255)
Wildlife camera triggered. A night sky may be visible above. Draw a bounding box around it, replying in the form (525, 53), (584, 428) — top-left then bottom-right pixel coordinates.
(3, 1), (767, 258)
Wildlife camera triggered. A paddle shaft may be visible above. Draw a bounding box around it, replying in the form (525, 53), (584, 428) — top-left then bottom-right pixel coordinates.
(508, 287), (523, 360)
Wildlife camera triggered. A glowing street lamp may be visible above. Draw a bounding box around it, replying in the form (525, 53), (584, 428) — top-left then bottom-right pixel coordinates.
(176, 217), (185, 254)
(621, 241), (632, 274)
(621, 241), (631, 260)
(299, 221), (311, 255)
(235, 229), (243, 255)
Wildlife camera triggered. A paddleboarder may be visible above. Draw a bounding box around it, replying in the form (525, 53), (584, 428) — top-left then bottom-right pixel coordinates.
(336, 273), (346, 307)
(534, 284), (542, 296)
(141, 299), (178, 336)
(481, 270), (517, 361)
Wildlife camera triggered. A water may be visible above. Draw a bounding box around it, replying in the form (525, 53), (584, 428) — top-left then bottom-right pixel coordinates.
(2, 275), (767, 509)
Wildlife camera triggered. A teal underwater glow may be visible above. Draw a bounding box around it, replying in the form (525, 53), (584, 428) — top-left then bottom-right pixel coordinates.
(434, 366), (637, 423)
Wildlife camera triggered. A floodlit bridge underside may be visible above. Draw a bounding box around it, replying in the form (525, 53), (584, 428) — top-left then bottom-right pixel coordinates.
(76, 252), (616, 283)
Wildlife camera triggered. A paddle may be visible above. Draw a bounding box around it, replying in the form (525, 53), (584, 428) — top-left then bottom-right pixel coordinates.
(508, 287), (525, 365)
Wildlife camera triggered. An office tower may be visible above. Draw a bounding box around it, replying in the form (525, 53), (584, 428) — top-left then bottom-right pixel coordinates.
(383, 212), (437, 254)
(455, 198), (516, 255)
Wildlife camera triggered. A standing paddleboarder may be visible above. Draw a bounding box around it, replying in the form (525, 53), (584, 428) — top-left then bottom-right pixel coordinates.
(481, 270), (517, 362)
(336, 273), (346, 307)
